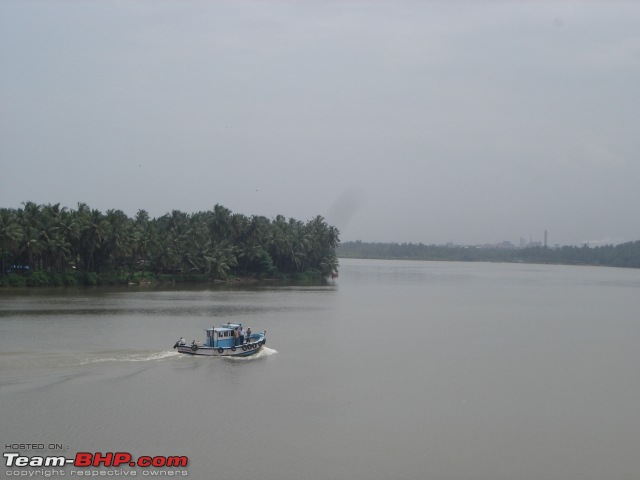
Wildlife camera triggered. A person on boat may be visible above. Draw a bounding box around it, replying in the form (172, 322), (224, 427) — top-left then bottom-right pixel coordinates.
(246, 327), (251, 342)
(233, 328), (238, 346)
(240, 326), (246, 344)
(179, 337), (186, 345)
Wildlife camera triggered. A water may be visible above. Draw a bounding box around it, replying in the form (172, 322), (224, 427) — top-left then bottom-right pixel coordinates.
(2, 259), (639, 479)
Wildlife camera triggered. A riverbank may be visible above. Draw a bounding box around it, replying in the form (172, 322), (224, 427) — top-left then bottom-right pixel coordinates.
(0, 269), (329, 288)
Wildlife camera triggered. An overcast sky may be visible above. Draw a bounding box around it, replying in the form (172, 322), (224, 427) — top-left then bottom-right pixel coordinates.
(1, 1), (638, 246)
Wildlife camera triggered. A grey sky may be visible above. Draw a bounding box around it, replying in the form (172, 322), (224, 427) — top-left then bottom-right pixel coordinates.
(1, 1), (638, 246)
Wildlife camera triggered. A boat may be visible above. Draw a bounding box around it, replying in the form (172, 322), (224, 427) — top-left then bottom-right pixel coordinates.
(173, 323), (266, 357)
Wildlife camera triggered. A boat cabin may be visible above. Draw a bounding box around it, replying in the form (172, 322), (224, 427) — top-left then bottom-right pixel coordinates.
(205, 323), (243, 349)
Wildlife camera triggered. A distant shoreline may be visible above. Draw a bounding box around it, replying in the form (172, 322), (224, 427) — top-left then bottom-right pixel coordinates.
(336, 240), (640, 269)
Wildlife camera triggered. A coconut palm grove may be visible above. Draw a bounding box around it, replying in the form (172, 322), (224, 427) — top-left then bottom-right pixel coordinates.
(0, 202), (340, 286)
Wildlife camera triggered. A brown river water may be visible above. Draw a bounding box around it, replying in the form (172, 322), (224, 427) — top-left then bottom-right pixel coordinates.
(2, 258), (639, 479)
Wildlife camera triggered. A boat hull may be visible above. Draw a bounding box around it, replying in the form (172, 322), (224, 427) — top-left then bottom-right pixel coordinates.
(176, 339), (266, 357)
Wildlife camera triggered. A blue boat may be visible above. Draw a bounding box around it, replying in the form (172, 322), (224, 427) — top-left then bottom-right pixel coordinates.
(173, 323), (266, 357)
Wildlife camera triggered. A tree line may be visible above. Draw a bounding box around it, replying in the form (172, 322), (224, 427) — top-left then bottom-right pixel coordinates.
(337, 240), (640, 269)
(0, 202), (340, 286)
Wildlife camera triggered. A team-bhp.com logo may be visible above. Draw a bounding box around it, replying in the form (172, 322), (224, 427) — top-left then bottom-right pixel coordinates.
(4, 451), (188, 468)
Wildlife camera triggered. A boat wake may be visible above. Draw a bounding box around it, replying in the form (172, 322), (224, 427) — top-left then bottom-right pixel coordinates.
(227, 346), (278, 361)
(79, 350), (180, 365)
(259, 346), (277, 357)
(78, 347), (276, 365)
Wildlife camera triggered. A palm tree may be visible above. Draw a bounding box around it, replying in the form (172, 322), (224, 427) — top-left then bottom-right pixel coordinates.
(210, 204), (232, 242)
(208, 244), (237, 279)
(78, 206), (107, 272)
(0, 209), (23, 274)
(229, 213), (248, 242)
(39, 203), (66, 272)
(152, 237), (179, 274)
(237, 241), (265, 274)
(47, 232), (71, 273)
(17, 225), (44, 271)
(104, 210), (134, 272)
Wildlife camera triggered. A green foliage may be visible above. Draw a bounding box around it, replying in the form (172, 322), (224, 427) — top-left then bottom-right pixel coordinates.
(82, 272), (99, 286)
(1, 273), (26, 287)
(62, 272), (79, 286)
(128, 271), (150, 284)
(165, 273), (209, 283)
(26, 271), (51, 286)
(0, 203), (340, 287)
(301, 268), (322, 281)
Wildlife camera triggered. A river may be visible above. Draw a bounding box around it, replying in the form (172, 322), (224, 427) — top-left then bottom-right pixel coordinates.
(2, 259), (639, 479)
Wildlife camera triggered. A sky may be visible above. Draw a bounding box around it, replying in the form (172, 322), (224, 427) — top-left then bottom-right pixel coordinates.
(1, 1), (639, 247)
